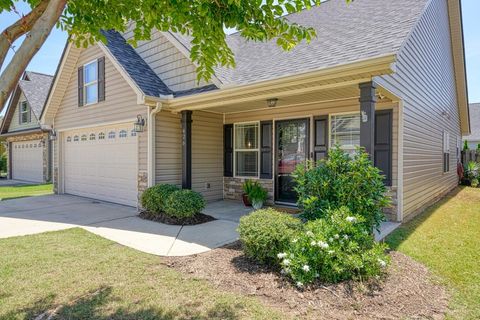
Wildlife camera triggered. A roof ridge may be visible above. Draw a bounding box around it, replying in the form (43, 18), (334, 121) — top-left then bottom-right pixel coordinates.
(25, 70), (54, 78)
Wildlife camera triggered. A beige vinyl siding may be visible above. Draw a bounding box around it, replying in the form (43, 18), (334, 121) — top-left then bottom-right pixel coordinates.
(154, 110), (223, 201)
(375, 0), (460, 219)
(8, 92), (39, 132)
(192, 111), (223, 201)
(122, 27), (210, 92)
(155, 111), (182, 186)
(52, 44), (148, 195)
(54, 45), (144, 131)
(225, 99), (399, 189)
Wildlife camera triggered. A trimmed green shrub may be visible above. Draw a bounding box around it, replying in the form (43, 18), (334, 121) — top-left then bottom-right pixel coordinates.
(278, 207), (389, 286)
(293, 146), (390, 230)
(0, 154), (6, 174)
(164, 189), (206, 219)
(238, 208), (303, 265)
(140, 184), (179, 214)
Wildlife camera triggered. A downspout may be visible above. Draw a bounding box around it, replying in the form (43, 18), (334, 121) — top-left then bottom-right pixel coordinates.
(147, 102), (163, 187)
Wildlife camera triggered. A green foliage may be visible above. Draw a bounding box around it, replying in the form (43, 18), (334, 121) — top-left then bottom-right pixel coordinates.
(464, 140), (469, 151)
(0, 153), (6, 173)
(163, 189), (206, 219)
(477, 143), (480, 151)
(247, 183), (268, 203)
(1, 0), (352, 83)
(293, 146), (390, 230)
(465, 161), (479, 181)
(238, 208), (302, 265)
(278, 207), (389, 286)
(140, 184), (179, 214)
(471, 179), (479, 188)
(242, 179), (256, 195)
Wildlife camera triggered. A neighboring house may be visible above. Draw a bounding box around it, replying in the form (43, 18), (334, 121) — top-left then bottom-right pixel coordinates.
(463, 103), (480, 149)
(41, 0), (469, 222)
(0, 72), (54, 183)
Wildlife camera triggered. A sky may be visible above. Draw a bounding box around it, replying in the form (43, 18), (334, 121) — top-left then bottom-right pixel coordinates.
(0, 0), (479, 117)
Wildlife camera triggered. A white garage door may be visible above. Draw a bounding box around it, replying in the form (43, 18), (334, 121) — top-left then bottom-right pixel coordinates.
(12, 140), (44, 183)
(63, 124), (138, 207)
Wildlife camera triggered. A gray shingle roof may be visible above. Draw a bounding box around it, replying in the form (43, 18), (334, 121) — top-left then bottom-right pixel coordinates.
(173, 0), (429, 86)
(465, 103), (480, 140)
(101, 30), (173, 97)
(19, 72), (53, 118)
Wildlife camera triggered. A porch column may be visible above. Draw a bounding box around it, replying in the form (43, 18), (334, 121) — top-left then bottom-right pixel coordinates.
(359, 81), (376, 160)
(181, 110), (192, 189)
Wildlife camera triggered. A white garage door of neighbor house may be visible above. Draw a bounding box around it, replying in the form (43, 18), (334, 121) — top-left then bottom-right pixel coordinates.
(12, 140), (44, 183)
(63, 124), (138, 207)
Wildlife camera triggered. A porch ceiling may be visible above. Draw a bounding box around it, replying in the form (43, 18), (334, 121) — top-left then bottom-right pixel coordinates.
(163, 54), (398, 114)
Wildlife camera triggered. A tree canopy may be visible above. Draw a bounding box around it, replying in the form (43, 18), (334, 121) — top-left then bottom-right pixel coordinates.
(0, 0), (351, 111)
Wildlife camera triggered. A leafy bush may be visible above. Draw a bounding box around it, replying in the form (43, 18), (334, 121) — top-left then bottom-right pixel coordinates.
(140, 184), (179, 214)
(465, 161), (479, 182)
(463, 140), (469, 151)
(293, 146), (390, 230)
(238, 208), (303, 265)
(164, 189), (206, 219)
(277, 207), (389, 286)
(0, 153), (6, 174)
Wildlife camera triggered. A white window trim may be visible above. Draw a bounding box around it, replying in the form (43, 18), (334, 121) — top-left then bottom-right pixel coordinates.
(328, 112), (361, 152)
(83, 59), (98, 106)
(19, 101), (29, 124)
(233, 121), (260, 179)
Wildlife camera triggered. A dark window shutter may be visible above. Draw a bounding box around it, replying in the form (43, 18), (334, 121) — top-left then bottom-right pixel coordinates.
(27, 104), (31, 123)
(77, 67), (84, 107)
(313, 116), (328, 161)
(260, 121), (273, 179)
(374, 110), (393, 186)
(98, 57), (105, 102)
(224, 124), (234, 177)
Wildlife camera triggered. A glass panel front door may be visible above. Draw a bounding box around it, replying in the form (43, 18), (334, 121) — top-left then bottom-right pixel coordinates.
(275, 119), (309, 203)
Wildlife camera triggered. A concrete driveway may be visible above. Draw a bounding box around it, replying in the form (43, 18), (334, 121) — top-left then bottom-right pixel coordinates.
(0, 195), (243, 256)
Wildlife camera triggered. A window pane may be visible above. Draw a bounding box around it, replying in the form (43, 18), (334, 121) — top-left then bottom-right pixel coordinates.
(235, 123), (258, 149)
(236, 151), (258, 177)
(84, 62), (97, 83)
(330, 114), (360, 152)
(85, 84), (98, 104)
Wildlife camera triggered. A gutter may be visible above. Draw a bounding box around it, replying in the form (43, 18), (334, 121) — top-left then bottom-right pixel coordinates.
(0, 128), (48, 138)
(147, 102), (163, 187)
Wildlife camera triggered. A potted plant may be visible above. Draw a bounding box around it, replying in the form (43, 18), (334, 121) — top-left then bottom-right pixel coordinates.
(247, 183), (268, 210)
(242, 180), (255, 206)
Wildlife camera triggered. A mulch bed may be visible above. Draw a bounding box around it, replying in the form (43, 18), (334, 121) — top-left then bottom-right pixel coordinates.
(163, 242), (449, 319)
(139, 211), (216, 225)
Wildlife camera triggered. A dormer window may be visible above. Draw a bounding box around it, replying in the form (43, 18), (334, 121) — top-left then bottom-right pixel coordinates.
(20, 101), (30, 124)
(78, 57), (105, 107)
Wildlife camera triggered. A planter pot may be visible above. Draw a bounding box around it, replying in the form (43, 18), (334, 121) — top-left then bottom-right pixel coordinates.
(242, 194), (252, 207)
(252, 200), (264, 210)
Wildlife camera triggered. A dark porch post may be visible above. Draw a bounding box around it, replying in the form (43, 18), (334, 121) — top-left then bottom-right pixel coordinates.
(359, 82), (376, 161)
(181, 110), (192, 189)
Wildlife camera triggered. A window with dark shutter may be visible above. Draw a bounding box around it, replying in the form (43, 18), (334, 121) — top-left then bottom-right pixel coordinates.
(98, 57), (105, 102)
(374, 110), (393, 186)
(314, 116), (328, 161)
(260, 121), (273, 179)
(77, 67), (84, 107)
(224, 124), (234, 177)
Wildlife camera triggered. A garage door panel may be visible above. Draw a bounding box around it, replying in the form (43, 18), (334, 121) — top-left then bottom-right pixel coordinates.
(12, 140), (44, 183)
(64, 125), (138, 206)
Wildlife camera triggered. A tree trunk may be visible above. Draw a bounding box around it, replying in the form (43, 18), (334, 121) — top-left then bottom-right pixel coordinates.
(0, 0), (50, 70)
(0, 0), (66, 111)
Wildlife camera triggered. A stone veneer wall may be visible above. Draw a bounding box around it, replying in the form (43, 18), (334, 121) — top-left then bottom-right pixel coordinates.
(224, 177), (274, 205)
(5, 132), (51, 182)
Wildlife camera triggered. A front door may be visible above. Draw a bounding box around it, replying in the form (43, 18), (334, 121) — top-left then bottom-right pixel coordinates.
(275, 118), (309, 204)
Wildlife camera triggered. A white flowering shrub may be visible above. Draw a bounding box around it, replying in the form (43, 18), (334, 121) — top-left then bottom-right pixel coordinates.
(278, 207), (389, 286)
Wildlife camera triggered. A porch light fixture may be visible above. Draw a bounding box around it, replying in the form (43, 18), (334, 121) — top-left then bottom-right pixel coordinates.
(134, 115), (145, 132)
(267, 98), (278, 108)
(49, 130), (57, 141)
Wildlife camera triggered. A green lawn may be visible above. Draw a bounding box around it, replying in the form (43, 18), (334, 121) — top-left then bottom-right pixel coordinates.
(0, 183), (53, 200)
(0, 228), (283, 320)
(387, 187), (480, 320)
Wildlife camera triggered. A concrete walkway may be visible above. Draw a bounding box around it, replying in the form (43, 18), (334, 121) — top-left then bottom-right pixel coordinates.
(0, 179), (37, 187)
(0, 195), (250, 256)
